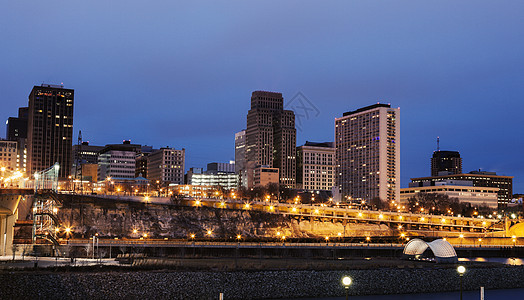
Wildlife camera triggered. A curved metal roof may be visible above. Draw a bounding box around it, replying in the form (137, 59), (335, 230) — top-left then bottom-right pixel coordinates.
(427, 239), (457, 258)
(403, 239), (429, 256)
(402, 238), (457, 263)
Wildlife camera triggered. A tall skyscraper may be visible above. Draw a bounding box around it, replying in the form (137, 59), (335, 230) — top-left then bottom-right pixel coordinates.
(27, 84), (74, 178)
(234, 130), (246, 173)
(245, 91), (296, 188)
(335, 103), (400, 204)
(431, 150), (462, 176)
(234, 130), (247, 187)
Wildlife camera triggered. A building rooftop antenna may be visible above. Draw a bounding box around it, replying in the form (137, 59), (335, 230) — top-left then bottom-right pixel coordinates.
(437, 136), (440, 152)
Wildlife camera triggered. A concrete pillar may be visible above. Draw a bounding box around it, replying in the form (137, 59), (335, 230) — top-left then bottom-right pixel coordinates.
(0, 215), (5, 256)
(4, 213), (16, 256)
(0, 211), (17, 256)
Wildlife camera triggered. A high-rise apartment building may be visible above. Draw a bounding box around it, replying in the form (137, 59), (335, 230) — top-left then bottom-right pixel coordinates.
(147, 147), (185, 185)
(431, 150), (462, 176)
(27, 84), (74, 178)
(335, 103), (400, 204)
(245, 91), (296, 188)
(297, 142), (335, 191)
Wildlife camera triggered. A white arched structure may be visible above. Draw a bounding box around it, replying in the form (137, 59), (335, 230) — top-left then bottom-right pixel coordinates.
(402, 238), (458, 263)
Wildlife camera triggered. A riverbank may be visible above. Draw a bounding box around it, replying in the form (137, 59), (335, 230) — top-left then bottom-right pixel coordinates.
(1, 259), (524, 299)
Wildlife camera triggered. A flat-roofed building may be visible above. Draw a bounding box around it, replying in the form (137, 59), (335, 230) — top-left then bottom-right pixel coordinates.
(186, 172), (239, 190)
(147, 147), (185, 185)
(207, 161), (235, 174)
(27, 84), (74, 178)
(297, 141), (335, 191)
(254, 166), (279, 187)
(431, 150), (462, 176)
(6, 107), (28, 174)
(335, 103), (400, 204)
(0, 140), (18, 172)
(97, 141), (141, 181)
(246, 91), (296, 188)
(410, 171), (513, 208)
(400, 185), (499, 209)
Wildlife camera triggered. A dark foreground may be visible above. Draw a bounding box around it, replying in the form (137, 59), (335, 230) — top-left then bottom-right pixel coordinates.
(1, 259), (523, 299)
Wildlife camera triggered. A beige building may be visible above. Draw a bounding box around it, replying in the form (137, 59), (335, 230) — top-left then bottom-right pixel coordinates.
(400, 185), (499, 209)
(411, 171), (513, 208)
(297, 142), (335, 191)
(147, 147), (185, 185)
(254, 166), (279, 187)
(82, 164), (98, 183)
(0, 140), (18, 172)
(335, 104), (400, 204)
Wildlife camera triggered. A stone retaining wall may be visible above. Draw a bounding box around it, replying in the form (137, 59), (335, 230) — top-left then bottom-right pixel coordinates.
(1, 266), (524, 299)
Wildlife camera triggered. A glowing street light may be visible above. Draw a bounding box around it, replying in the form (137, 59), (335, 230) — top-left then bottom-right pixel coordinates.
(342, 276), (352, 300)
(457, 265), (466, 300)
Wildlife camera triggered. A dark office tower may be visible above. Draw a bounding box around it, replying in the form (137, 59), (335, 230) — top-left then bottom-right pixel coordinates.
(6, 107), (29, 174)
(431, 151), (462, 176)
(246, 91), (296, 188)
(6, 107), (28, 140)
(27, 84), (74, 178)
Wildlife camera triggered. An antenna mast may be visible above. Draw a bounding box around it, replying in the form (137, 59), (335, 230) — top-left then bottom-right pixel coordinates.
(436, 136), (440, 152)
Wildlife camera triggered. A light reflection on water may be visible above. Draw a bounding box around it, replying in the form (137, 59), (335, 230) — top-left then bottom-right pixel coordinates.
(458, 257), (524, 265)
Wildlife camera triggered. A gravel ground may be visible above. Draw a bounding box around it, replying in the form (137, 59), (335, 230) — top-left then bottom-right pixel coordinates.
(1, 266), (524, 299)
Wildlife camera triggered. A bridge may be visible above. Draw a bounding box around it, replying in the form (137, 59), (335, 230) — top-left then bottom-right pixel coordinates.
(0, 163), (61, 255)
(177, 197), (507, 236)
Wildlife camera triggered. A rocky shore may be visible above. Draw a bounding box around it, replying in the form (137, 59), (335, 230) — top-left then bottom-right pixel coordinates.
(1, 264), (524, 299)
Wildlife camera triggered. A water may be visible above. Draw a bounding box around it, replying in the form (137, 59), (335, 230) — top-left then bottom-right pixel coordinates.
(459, 257), (524, 265)
(284, 288), (524, 299)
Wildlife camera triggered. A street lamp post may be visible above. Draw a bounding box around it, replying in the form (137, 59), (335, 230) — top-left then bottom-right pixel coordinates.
(457, 265), (466, 300)
(342, 276), (352, 300)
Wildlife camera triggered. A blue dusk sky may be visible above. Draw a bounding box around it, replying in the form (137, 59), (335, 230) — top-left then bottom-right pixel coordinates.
(1, 1), (523, 192)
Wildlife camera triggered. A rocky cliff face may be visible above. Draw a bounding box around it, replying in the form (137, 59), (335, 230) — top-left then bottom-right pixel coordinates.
(27, 198), (393, 239)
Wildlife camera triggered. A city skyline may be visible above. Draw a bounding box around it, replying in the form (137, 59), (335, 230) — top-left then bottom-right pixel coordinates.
(1, 2), (524, 191)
